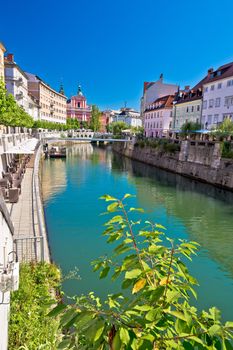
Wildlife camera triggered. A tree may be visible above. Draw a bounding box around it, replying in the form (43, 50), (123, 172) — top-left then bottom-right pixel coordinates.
(50, 195), (233, 349)
(111, 121), (128, 135)
(216, 118), (233, 133)
(66, 117), (80, 130)
(90, 105), (101, 132)
(181, 121), (201, 133)
(0, 79), (34, 128)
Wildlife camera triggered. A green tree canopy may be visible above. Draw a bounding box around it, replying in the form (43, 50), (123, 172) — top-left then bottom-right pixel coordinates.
(90, 105), (101, 132)
(181, 121), (201, 133)
(66, 117), (80, 130)
(0, 79), (34, 128)
(216, 118), (233, 133)
(111, 121), (128, 135)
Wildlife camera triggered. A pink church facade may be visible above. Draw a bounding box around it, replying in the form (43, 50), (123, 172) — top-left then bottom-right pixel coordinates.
(67, 86), (92, 124)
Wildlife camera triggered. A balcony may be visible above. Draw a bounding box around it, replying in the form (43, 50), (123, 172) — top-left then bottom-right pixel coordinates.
(16, 91), (23, 100)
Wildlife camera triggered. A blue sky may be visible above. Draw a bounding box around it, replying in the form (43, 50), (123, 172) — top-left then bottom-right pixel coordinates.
(1, 0), (233, 110)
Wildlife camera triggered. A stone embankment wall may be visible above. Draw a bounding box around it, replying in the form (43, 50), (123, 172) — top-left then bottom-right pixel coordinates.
(113, 140), (233, 191)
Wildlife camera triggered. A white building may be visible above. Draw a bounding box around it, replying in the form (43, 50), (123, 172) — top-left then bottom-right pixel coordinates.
(113, 108), (142, 128)
(141, 74), (178, 120)
(144, 95), (174, 137)
(202, 63), (233, 130)
(4, 54), (29, 112)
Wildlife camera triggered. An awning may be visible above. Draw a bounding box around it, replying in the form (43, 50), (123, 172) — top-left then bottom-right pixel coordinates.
(5, 138), (39, 154)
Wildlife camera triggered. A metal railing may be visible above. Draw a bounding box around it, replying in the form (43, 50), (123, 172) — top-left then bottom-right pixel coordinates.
(14, 236), (44, 262)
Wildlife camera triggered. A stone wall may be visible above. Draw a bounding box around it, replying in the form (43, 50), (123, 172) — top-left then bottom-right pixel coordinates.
(113, 140), (233, 191)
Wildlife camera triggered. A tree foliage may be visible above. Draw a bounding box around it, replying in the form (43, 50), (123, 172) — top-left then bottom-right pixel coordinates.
(33, 119), (68, 131)
(50, 195), (233, 349)
(181, 122), (201, 133)
(216, 118), (233, 133)
(90, 105), (101, 132)
(0, 80), (34, 128)
(66, 117), (80, 130)
(111, 121), (129, 135)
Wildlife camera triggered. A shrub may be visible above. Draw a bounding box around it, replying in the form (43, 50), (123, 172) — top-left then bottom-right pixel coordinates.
(9, 262), (61, 350)
(51, 195), (233, 349)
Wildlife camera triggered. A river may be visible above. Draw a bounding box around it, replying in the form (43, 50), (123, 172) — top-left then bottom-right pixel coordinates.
(42, 143), (233, 320)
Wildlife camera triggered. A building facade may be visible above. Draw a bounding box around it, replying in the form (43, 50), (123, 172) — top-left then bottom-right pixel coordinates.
(4, 54), (29, 111)
(26, 73), (67, 124)
(141, 74), (178, 120)
(172, 88), (202, 130)
(0, 42), (6, 81)
(202, 63), (233, 130)
(67, 86), (92, 124)
(144, 95), (174, 137)
(113, 108), (142, 128)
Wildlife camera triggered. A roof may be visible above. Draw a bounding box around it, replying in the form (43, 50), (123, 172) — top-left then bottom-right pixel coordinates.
(174, 73), (209, 105)
(145, 95), (174, 111)
(4, 59), (28, 80)
(26, 72), (67, 98)
(202, 62), (233, 85)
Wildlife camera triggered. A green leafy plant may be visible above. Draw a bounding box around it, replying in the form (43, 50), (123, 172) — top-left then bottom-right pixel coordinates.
(50, 195), (233, 349)
(9, 262), (61, 350)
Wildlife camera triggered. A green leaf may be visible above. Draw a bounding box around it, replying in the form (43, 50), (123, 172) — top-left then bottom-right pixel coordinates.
(134, 304), (151, 311)
(129, 207), (144, 213)
(112, 331), (122, 350)
(145, 307), (161, 322)
(225, 321), (233, 328)
(100, 195), (117, 201)
(123, 194), (135, 200)
(208, 324), (221, 337)
(125, 269), (142, 279)
(107, 202), (119, 212)
(47, 303), (67, 317)
(100, 266), (110, 279)
(165, 310), (187, 321)
(119, 327), (130, 345)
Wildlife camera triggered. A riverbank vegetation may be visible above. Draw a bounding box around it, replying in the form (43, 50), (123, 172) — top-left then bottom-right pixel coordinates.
(9, 262), (61, 350)
(50, 195), (233, 349)
(135, 138), (180, 153)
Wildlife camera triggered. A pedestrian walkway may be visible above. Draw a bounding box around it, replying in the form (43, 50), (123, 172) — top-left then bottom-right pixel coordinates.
(10, 161), (44, 262)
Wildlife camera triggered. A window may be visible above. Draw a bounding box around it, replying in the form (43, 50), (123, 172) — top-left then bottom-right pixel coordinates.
(227, 80), (233, 87)
(197, 105), (200, 111)
(215, 97), (221, 107)
(217, 83), (222, 89)
(204, 87), (208, 92)
(225, 96), (233, 107)
(186, 107), (189, 113)
(210, 85), (215, 91)
(160, 122), (162, 128)
(214, 114), (219, 124)
(209, 99), (214, 108)
(207, 115), (212, 124)
(203, 100), (207, 109)
(191, 106), (194, 112)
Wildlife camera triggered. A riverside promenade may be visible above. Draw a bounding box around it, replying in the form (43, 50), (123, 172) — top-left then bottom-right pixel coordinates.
(9, 150), (50, 262)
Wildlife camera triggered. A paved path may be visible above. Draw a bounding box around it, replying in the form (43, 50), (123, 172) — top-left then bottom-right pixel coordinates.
(10, 169), (34, 238)
(10, 162), (44, 262)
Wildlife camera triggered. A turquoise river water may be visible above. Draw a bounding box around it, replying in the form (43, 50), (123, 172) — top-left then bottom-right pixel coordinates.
(42, 143), (233, 320)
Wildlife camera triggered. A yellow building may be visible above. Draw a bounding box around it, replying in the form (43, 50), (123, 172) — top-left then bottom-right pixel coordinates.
(0, 42), (6, 81)
(26, 72), (67, 124)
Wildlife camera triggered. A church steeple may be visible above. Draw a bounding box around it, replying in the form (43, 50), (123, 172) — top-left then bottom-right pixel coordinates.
(59, 83), (65, 95)
(77, 84), (83, 96)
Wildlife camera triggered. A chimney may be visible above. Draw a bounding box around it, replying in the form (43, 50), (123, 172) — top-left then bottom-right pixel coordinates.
(159, 73), (163, 82)
(6, 53), (14, 62)
(207, 68), (214, 76)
